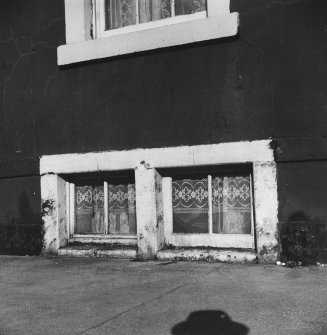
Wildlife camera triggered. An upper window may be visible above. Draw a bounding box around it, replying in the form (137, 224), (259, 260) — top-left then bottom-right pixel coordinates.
(58, 0), (238, 65)
(95, 0), (207, 38)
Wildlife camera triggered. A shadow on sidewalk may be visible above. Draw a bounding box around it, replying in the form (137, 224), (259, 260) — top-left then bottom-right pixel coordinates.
(171, 310), (249, 335)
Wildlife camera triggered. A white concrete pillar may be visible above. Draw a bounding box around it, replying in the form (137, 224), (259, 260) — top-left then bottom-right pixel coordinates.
(41, 174), (68, 254)
(135, 163), (164, 259)
(253, 161), (279, 263)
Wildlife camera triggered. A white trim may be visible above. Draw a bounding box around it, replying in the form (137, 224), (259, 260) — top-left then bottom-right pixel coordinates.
(97, 11), (207, 38)
(58, 0), (238, 65)
(69, 183), (75, 236)
(40, 140), (274, 175)
(162, 175), (255, 250)
(66, 182), (71, 237)
(104, 181), (109, 234)
(166, 233), (254, 249)
(72, 234), (137, 239)
(208, 174), (213, 235)
(69, 234), (137, 246)
(157, 249), (257, 263)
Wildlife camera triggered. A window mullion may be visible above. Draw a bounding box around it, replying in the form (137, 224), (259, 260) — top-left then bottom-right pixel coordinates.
(208, 174), (213, 235)
(135, 0), (140, 24)
(249, 173), (254, 235)
(104, 181), (109, 234)
(171, 0), (175, 18)
(69, 183), (75, 236)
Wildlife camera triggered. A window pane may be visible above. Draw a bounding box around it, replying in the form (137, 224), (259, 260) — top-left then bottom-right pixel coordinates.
(175, 0), (206, 16)
(139, 0), (171, 24)
(75, 185), (105, 234)
(212, 175), (252, 234)
(108, 183), (136, 235)
(105, 0), (137, 30)
(172, 178), (208, 233)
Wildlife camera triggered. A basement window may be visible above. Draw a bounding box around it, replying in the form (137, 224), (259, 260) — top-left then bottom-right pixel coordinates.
(66, 171), (136, 237)
(161, 165), (255, 249)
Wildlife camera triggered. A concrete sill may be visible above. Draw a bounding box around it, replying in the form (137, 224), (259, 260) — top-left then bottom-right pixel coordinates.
(57, 13), (239, 65)
(58, 245), (137, 259)
(157, 249), (258, 263)
(69, 235), (137, 246)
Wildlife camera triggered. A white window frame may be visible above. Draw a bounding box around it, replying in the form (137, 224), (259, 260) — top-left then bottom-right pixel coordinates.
(66, 180), (138, 245)
(57, 0), (239, 65)
(162, 173), (255, 249)
(93, 0), (207, 39)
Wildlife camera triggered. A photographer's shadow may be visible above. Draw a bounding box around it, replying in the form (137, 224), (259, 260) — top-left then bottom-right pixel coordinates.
(171, 310), (249, 335)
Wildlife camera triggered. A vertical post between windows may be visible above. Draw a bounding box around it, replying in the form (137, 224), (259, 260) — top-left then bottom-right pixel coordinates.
(93, 0), (105, 39)
(69, 183), (75, 237)
(249, 174), (254, 235)
(104, 181), (109, 234)
(207, 174), (213, 235)
(162, 177), (173, 237)
(171, 0), (175, 18)
(65, 182), (70, 237)
(135, 0), (140, 24)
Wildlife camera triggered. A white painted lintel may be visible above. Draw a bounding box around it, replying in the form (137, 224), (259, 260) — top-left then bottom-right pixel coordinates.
(40, 140), (274, 175)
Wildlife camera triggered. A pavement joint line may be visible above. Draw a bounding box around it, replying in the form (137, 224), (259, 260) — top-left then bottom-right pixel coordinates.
(75, 282), (190, 335)
(76, 264), (227, 334)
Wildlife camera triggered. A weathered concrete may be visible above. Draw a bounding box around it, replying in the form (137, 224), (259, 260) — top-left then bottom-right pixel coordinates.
(58, 245), (137, 259)
(157, 249), (257, 263)
(0, 256), (326, 335)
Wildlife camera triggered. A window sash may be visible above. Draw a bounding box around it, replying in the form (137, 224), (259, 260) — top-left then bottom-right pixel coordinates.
(67, 180), (136, 238)
(163, 174), (255, 249)
(93, 0), (207, 39)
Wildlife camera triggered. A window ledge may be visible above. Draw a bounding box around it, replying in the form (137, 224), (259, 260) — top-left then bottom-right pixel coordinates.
(57, 12), (238, 66)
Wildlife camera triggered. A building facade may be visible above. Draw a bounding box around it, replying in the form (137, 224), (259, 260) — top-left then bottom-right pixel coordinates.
(1, 0), (327, 263)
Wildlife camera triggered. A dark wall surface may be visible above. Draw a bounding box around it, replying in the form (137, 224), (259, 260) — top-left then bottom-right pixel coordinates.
(0, 0), (327, 259)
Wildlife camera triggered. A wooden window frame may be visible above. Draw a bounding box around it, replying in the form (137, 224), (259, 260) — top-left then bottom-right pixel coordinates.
(93, 0), (207, 39)
(162, 172), (255, 249)
(66, 180), (137, 245)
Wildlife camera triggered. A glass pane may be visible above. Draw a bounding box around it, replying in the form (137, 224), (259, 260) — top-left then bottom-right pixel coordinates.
(108, 183), (136, 235)
(105, 0), (137, 30)
(212, 175), (252, 234)
(75, 185), (105, 234)
(139, 0), (171, 24)
(172, 178), (208, 233)
(175, 0), (206, 16)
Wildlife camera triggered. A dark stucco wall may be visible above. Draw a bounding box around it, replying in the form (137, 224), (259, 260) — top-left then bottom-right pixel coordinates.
(0, 0), (327, 259)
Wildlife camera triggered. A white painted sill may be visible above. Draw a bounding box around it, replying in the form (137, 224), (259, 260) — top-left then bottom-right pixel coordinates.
(57, 12), (238, 66)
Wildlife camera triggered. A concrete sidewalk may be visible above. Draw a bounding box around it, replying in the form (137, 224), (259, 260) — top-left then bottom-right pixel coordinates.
(0, 256), (326, 335)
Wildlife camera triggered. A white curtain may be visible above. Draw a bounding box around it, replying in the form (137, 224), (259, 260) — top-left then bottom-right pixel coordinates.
(105, 0), (206, 30)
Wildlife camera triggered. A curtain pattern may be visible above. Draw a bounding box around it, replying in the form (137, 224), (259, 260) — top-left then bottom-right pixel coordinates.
(105, 0), (137, 30)
(172, 179), (209, 233)
(212, 176), (252, 234)
(105, 0), (206, 30)
(108, 183), (136, 235)
(75, 186), (105, 234)
(175, 0), (206, 16)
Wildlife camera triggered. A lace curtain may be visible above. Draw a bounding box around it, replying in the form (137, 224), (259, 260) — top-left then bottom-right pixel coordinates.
(105, 0), (206, 30)
(108, 183), (136, 235)
(212, 176), (252, 234)
(172, 175), (252, 234)
(75, 183), (136, 235)
(75, 185), (105, 234)
(172, 178), (209, 233)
